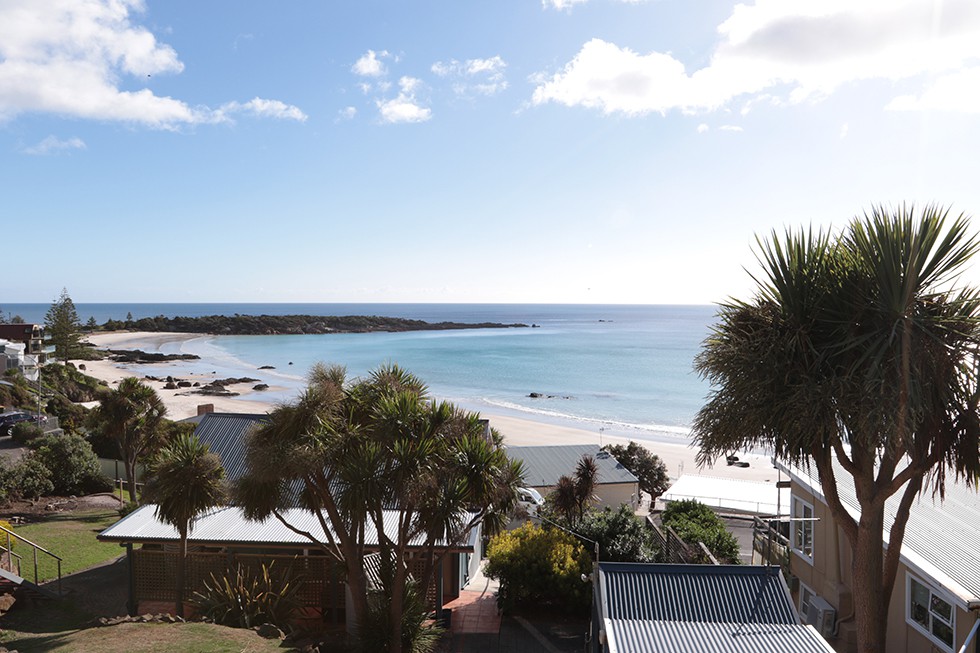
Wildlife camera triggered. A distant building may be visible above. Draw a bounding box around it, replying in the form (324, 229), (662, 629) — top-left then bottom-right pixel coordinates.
(507, 444), (639, 509)
(779, 459), (980, 653)
(591, 562), (835, 652)
(0, 324), (45, 364)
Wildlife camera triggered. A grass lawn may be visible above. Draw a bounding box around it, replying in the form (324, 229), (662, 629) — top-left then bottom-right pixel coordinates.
(10, 509), (122, 583)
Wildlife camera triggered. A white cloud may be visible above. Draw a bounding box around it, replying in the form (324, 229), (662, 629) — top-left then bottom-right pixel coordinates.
(697, 123), (709, 133)
(377, 77), (431, 123)
(542, 0), (645, 9)
(353, 50), (390, 77)
(337, 106), (357, 121)
(532, 0), (980, 116)
(840, 122), (849, 139)
(886, 67), (980, 113)
(23, 135), (87, 155)
(432, 55), (508, 96)
(218, 98), (307, 122)
(719, 124), (743, 132)
(0, 0), (305, 128)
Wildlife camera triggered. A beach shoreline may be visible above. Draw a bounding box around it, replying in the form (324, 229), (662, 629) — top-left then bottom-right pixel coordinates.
(81, 331), (777, 484)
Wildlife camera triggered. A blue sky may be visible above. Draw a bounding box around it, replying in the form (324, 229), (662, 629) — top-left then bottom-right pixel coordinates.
(3, 0), (980, 304)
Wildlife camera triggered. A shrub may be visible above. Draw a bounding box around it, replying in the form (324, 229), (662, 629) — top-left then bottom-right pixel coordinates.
(192, 561), (302, 630)
(484, 522), (592, 614)
(28, 433), (112, 495)
(10, 422), (44, 445)
(661, 499), (740, 563)
(577, 504), (659, 563)
(357, 579), (444, 653)
(602, 441), (670, 501)
(12, 458), (54, 500)
(45, 395), (88, 434)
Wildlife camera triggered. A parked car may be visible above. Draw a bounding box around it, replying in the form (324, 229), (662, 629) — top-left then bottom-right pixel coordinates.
(517, 487), (545, 516)
(1, 411), (47, 436)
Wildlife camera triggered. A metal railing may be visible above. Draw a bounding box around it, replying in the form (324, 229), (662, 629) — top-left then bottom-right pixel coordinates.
(0, 524), (62, 595)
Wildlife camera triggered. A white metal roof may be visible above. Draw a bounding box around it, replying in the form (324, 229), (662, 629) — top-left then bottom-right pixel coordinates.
(782, 460), (980, 609)
(99, 505), (479, 551)
(661, 475), (790, 515)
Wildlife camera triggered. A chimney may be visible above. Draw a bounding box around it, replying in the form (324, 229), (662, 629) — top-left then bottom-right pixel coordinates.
(197, 403), (215, 416)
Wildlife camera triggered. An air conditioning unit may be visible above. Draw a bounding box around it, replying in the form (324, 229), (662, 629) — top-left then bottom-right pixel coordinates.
(806, 595), (837, 639)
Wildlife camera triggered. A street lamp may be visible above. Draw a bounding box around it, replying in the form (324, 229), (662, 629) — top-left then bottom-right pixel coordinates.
(599, 427), (605, 448)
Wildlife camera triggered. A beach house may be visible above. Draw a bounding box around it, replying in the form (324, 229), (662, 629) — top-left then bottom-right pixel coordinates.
(507, 444), (640, 509)
(778, 460), (980, 652)
(98, 412), (482, 625)
(0, 324), (45, 364)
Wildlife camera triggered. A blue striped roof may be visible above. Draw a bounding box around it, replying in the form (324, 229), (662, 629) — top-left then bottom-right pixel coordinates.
(192, 412), (268, 481)
(597, 563), (835, 653)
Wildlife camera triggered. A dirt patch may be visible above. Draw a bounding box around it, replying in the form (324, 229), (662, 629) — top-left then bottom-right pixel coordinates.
(1, 493), (124, 524)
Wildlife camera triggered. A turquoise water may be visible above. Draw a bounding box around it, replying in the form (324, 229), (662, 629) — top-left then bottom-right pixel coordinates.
(6, 303), (717, 443)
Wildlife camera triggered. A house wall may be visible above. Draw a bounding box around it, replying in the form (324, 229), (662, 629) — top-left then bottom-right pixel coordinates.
(530, 481), (640, 511)
(790, 481), (979, 653)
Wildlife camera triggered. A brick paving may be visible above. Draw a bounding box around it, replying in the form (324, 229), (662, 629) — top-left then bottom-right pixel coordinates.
(443, 588), (501, 652)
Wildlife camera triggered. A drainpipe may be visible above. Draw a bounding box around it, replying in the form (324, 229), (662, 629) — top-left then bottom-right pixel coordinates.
(957, 602), (980, 653)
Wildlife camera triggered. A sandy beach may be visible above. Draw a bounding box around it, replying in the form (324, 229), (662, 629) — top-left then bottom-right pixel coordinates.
(82, 331), (778, 485)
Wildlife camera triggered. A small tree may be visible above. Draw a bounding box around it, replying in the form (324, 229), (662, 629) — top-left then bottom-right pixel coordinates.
(577, 504), (659, 563)
(88, 377), (168, 502)
(143, 433), (226, 618)
(45, 288), (82, 363)
(28, 433), (111, 496)
(602, 442), (669, 501)
(661, 499), (740, 563)
(85, 317), (98, 331)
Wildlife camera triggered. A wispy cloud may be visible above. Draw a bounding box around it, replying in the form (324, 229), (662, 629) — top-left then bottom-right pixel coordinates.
(218, 98), (307, 122)
(0, 0), (306, 129)
(353, 50), (391, 78)
(432, 56), (508, 96)
(377, 77), (431, 124)
(23, 136), (87, 155)
(542, 0), (646, 10)
(532, 0), (980, 116)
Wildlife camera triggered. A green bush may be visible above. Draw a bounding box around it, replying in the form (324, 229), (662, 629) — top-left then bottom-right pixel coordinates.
(577, 504), (659, 563)
(28, 433), (111, 496)
(192, 561), (302, 630)
(12, 457), (54, 500)
(357, 579), (444, 653)
(10, 422), (44, 445)
(46, 395), (88, 434)
(484, 522), (592, 614)
(661, 499), (740, 563)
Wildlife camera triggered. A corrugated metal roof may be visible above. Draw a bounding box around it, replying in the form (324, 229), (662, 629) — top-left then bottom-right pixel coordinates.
(99, 505), (479, 551)
(192, 413), (268, 481)
(605, 621), (835, 653)
(599, 563), (797, 624)
(786, 460), (980, 605)
(598, 563), (835, 653)
(506, 444), (638, 487)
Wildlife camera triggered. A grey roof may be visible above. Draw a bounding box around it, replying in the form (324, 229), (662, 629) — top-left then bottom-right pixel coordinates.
(192, 413), (268, 482)
(785, 460), (980, 607)
(99, 504), (479, 551)
(506, 444), (638, 488)
(597, 563), (834, 653)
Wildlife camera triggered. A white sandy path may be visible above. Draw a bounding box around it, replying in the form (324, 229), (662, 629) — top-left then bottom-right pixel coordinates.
(82, 332), (777, 485)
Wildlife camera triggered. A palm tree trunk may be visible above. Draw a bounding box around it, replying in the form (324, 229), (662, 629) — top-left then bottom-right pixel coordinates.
(126, 457), (138, 503)
(176, 531), (186, 619)
(852, 506), (887, 653)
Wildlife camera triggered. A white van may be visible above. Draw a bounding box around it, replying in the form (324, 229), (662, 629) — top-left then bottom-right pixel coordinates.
(517, 487), (545, 516)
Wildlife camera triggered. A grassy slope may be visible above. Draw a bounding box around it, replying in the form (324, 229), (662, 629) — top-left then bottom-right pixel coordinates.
(11, 509), (122, 582)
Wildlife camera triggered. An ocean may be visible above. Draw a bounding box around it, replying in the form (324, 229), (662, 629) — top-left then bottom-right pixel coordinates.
(2, 303), (718, 444)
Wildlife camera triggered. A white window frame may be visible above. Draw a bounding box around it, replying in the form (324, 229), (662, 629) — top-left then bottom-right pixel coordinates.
(799, 582), (816, 624)
(906, 572), (955, 652)
(791, 496), (814, 564)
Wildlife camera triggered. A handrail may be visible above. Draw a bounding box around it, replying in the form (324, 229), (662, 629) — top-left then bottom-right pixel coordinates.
(0, 524), (63, 595)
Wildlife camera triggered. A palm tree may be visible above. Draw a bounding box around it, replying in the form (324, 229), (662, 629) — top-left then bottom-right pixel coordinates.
(692, 205), (980, 652)
(574, 454), (599, 522)
(143, 433), (226, 618)
(88, 377), (168, 502)
(234, 363), (521, 653)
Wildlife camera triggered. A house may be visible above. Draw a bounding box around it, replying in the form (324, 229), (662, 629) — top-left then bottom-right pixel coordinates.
(779, 460), (980, 653)
(661, 474), (790, 516)
(507, 444), (639, 509)
(591, 562), (836, 653)
(97, 411), (482, 624)
(0, 324), (45, 364)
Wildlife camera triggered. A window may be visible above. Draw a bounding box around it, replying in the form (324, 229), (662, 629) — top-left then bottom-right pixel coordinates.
(791, 497), (814, 563)
(799, 584), (815, 624)
(907, 574), (955, 651)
